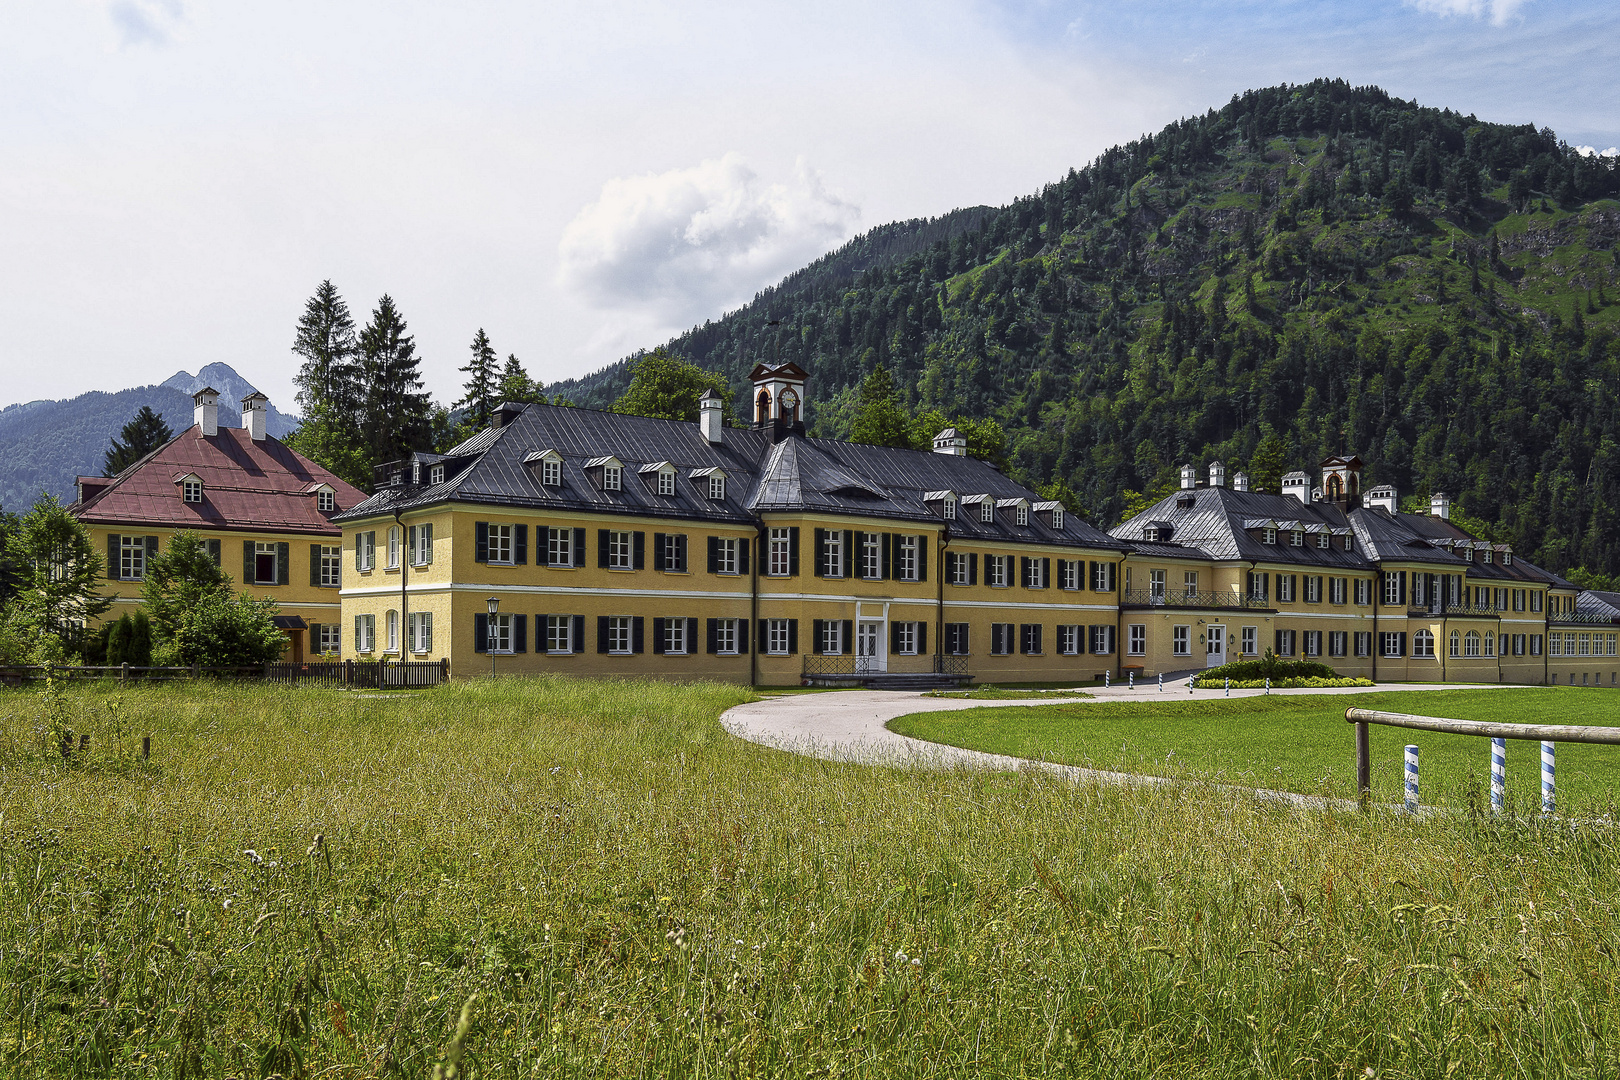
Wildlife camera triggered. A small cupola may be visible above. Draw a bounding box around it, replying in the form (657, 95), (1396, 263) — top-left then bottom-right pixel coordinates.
(193, 387), (220, 437)
(933, 428), (967, 456)
(1180, 464), (1197, 490)
(1366, 484), (1397, 513)
(1430, 492), (1452, 520)
(1320, 454), (1363, 509)
(241, 391), (268, 441)
(1208, 461), (1226, 488)
(1281, 471), (1310, 503)
(699, 390), (725, 445)
(747, 361), (807, 442)
(1231, 470), (1250, 493)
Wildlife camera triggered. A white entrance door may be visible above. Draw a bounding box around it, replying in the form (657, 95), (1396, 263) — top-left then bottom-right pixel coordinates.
(1206, 625), (1226, 668)
(856, 621), (885, 674)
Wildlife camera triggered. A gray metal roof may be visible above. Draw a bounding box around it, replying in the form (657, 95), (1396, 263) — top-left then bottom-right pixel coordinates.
(337, 403), (1126, 550)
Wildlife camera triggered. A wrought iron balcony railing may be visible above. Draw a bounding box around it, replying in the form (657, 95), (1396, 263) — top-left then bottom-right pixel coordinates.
(1119, 589), (1269, 610)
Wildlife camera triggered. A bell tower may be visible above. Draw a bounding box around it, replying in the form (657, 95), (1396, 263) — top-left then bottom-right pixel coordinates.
(747, 361), (807, 442)
(1320, 455), (1364, 509)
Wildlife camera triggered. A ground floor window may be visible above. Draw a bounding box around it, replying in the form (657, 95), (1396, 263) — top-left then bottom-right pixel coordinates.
(407, 611), (432, 654)
(945, 623), (969, 655)
(1126, 624), (1145, 656)
(548, 615), (575, 654)
(1354, 632), (1372, 658)
(1329, 631), (1347, 658)
(1464, 631), (1481, 658)
(317, 623), (341, 655)
(892, 621), (922, 655)
(1173, 625), (1190, 656)
(658, 617), (688, 655)
(487, 613), (513, 654)
(766, 619), (793, 656)
(1242, 626), (1257, 656)
(1413, 629), (1434, 658)
(990, 623), (1014, 655)
(1303, 630), (1322, 658)
(1088, 625), (1114, 655)
(1484, 632), (1496, 658)
(1059, 625), (1080, 655)
(353, 614), (374, 654)
(1275, 629), (1296, 657)
(709, 618), (741, 655)
(605, 616), (632, 654)
(1381, 632), (1406, 659)
(1019, 624), (1043, 655)
(1530, 634), (1543, 656)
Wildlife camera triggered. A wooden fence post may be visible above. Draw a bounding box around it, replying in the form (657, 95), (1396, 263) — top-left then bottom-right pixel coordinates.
(263, 661), (271, 681)
(440, 657), (449, 684)
(1355, 720), (1370, 809)
(141, 735), (150, 761)
(120, 662), (128, 686)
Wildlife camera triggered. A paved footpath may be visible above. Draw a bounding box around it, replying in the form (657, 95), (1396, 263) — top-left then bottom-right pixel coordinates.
(719, 681), (1530, 809)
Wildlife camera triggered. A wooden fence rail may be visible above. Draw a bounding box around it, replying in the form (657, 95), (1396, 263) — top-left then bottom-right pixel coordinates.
(0, 659), (448, 688)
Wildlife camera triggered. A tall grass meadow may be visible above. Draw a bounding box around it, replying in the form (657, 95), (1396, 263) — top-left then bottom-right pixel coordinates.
(2, 677), (1618, 1076)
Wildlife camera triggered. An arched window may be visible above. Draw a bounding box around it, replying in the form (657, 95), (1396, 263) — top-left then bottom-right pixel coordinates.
(755, 389), (771, 423)
(1327, 474), (1343, 499)
(1413, 629), (1435, 658)
(1484, 632), (1495, 657)
(1450, 630), (1461, 658)
(1465, 631), (1481, 658)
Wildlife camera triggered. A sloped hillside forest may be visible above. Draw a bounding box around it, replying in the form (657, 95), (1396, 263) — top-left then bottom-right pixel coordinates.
(551, 80), (1620, 576)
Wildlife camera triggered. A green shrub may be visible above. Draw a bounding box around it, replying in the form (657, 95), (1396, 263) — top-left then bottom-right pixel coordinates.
(1199, 649), (1341, 683)
(1207, 676), (1374, 689)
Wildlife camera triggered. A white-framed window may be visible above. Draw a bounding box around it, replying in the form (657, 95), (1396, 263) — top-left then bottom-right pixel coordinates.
(1276, 629), (1296, 656)
(318, 489), (336, 512)
(1127, 624), (1146, 655)
(861, 533), (882, 579)
(1530, 634), (1543, 656)
(182, 478), (203, 503)
(1150, 569), (1166, 600)
(1355, 632), (1372, 657)
(988, 555), (1009, 588)
(608, 530), (634, 570)
(896, 622), (918, 655)
(1263, 528), (1276, 545)
(1450, 630), (1462, 657)
(1144, 526), (1160, 542)
(980, 500), (994, 523)
(1329, 577), (1346, 605)
(714, 537), (739, 574)
(1531, 591), (1543, 613)
(384, 610), (400, 653)
(1091, 562), (1115, 591)
(1329, 630), (1347, 657)
(1016, 504), (1028, 526)
(1482, 548), (1492, 564)
(607, 616), (632, 654)
(1088, 625), (1115, 655)
(254, 541), (280, 585)
(1242, 626), (1258, 655)
(943, 496), (957, 520)
(821, 531), (844, 577)
(1062, 560), (1080, 590)
(1173, 625), (1190, 655)
(356, 531), (375, 572)
(429, 465), (444, 485)
(657, 470), (676, 496)
(355, 613), (375, 653)
(1578, 632), (1591, 657)
(487, 613), (513, 654)
(1486, 631), (1498, 657)
(408, 611), (432, 654)
(542, 458), (562, 487)
(715, 618), (739, 654)
(1052, 508), (1064, 529)
(1304, 630), (1322, 657)
(950, 552), (971, 586)
(1382, 572), (1402, 606)
(1413, 629), (1434, 658)
(1247, 572), (1268, 602)
(662, 618), (687, 655)
(821, 620), (844, 655)
(603, 464), (622, 491)
(1609, 633), (1618, 657)
(317, 623), (342, 655)
(546, 527), (571, 567)
(1381, 632), (1404, 658)
(766, 619), (790, 656)
(897, 535), (919, 581)
(386, 526), (401, 569)
(1316, 532), (1328, 549)
(1464, 631), (1481, 658)
(547, 615), (573, 654)
(411, 524), (433, 566)
(488, 524), (514, 564)
(769, 528), (791, 576)
(1183, 571), (1198, 597)
(1278, 575), (1296, 603)
(1305, 576), (1321, 603)
(319, 545), (341, 587)
(1059, 625), (1080, 655)
(1291, 531), (1303, 547)
(708, 475), (726, 501)
(1503, 551), (1512, 566)
(1354, 579), (1370, 605)
(120, 535), (148, 581)
(1025, 556), (1045, 589)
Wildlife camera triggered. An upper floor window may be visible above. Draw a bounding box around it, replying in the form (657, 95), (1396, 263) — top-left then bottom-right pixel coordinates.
(1503, 551), (1512, 566)
(979, 500), (994, 523)
(1290, 531), (1303, 547)
(988, 554), (1009, 588)
(603, 465), (622, 491)
(1052, 508), (1063, 529)
(1482, 548), (1492, 564)
(1144, 526), (1159, 542)
(1263, 528), (1276, 545)
(319, 544), (342, 587)
(1016, 504), (1028, 526)
(253, 541), (281, 585)
(861, 533), (882, 579)
(488, 524), (513, 564)
(1149, 569), (1166, 600)
(713, 537), (739, 575)
(658, 470), (676, 496)
(1316, 532), (1328, 549)
(768, 527), (792, 576)
(120, 535), (148, 581)
(542, 459), (562, 487)
(708, 475), (726, 501)
(1061, 559), (1080, 590)
(821, 531), (844, 577)
(386, 526), (401, 569)
(429, 465), (444, 485)
(950, 552), (972, 586)
(546, 527), (572, 567)
(317, 489), (335, 512)
(943, 497), (957, 520)
(182, 479), (203, 503)
(897, 535), (919, 581)
(608, 530), (634, 570)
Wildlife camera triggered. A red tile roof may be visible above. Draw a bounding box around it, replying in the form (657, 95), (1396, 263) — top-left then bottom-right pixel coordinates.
(72, 425), (367, 535)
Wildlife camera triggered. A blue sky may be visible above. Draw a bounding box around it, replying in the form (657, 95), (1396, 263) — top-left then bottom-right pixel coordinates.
(1, 1), (1615, 412)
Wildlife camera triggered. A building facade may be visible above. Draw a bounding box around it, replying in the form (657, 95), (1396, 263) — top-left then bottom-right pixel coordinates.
(329, 366), (1620, 687)
(70, 388), (367, 660)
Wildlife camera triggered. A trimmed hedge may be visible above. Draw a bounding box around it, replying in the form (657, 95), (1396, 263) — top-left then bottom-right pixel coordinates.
(1201, 676), (1375, 689)
(1199, 654), (1341, 682)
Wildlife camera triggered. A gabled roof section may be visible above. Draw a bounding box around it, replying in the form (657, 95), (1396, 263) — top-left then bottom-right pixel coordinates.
(71, 425), (365, 535)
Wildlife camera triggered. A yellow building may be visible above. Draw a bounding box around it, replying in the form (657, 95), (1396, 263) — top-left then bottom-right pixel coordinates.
(335, 364), (1127, 686)
(70, 388), (367, 659)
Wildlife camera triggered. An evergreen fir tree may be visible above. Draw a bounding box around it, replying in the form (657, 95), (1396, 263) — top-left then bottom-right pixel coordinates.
(849, 363), (913, 449)
(6, 494), (113, 655)
(291, 280), (359, 421)
(456, 329), (500, 429)
(499, 354), (547, 405)
(356, 295), (433, 469)
(103, 406), (173, 476)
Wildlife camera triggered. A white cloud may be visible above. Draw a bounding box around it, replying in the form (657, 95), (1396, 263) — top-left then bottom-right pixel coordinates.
(106, 0), (184, 47)
(1403, 0), (1530, 26)
(1576, 145), (1620, 157)
(557, 153), (859, 320)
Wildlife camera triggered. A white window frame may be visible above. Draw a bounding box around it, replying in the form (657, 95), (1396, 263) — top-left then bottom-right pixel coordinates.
(1413, 630), (1434, 658)
(1316, 532), (1328, 549)
(1344, 535), (1354, 552)
(663, 618), (687, 655)
(254, 541), (279, 585)
(356, 613), (375, 653)
(951, 553), (971, 586)
(821, 620), (844, 655)
(1242, 626), (1257, 655)
(979, 500), (994, 523)
(1290, 531), (1303, 547)
(318, 489), (335, 512)
(708, 475), (726, 501)
(488, 524), (514, 565)
(767, 619), (790, 656)
(896, 622), (918, 655)
(1355, 632), (1371, 657)
(768, 528), (791, 576)
(861, 533), (882, 579)
(1329, 577), (1346, 605)
(1172, 625), (1191, 655)
(603, 464), (622, 491)
(1127, 624), (1146, 656)
(988, 555), (1008, 588)
(943, 497), (957, 520)
(822, 532), (844, 578)
(429, 465), (444, 485)
(120, 535), (147, 581)
(658, 470), (676, 496)
(546, 527), (571, 567)
(182, 479), (203, 503)
(1304, 630), (1321, 657)
(715, 537), (739, 575)
(320, 545), (341, 587)
(1278, 576), (1295, 603)
(1354, 579), (1370, 606)
(408, 611), (432, 654)
(1062, 560), (1080, 590)
(897, 535), (919, 582)
(1382, 632), (1405, 659)
(387, 527), (402, 569)
(715, 618), (739, 655)
(1091, 562), (1115, 591)
(607, 616), (632, 655)
(357, 531), (375, 572)
(542, 459), (562, 487)
(1276, 629), (1296, 657)
(1183, 571), (1198, 598)
(1016, 504), (1029, 526)
(317, 623), (342, 655)
(1329, 630), (1347, 657)
(1262, 528), (1276, 545)
(1382, 572), (1402, 606)
(411, 525), (432, 566)
(1060, 625), (1080, 655)
(488, 613), (513, 654)
(1149, 569), (1165, 600)
(547, 615), (573, 654)
(1052, 508), (1063, 529)
(608, 530), (634, 570)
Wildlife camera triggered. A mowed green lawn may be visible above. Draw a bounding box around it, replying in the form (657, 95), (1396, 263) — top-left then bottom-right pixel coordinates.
(5, 678), (1620, 1076)
(890, 688), (1620, 810)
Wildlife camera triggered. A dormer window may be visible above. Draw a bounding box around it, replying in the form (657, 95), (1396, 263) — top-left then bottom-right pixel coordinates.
(709, 475), (725, 500)
(1344, 535), (1354, 552)
(1144, 526), (1160, 542)
(1290, 531), (1303, 547)
(1016, 504), (1029, 527)
(182, 478), (202, 503)
(944, 497), (956, 520)
(1503, 551), (1512, 566)
(1462, 546), (1472, 562)
(412, 462), (421, 484)
(1482, 548), (1492, 564)
(543, 460), (561, 487)
(1263, 528), (1276, 545)
(429, 465), (444, 485)
(317, 490), (335, 512)
(1316, 533), (1328, 549)
(1052, 508), (1063, 529)
(980, 500), (994, 523)
(660, 472), (675, 496)
(604, 465), (622, 491)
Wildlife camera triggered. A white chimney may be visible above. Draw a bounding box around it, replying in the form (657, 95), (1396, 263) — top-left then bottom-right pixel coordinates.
(1208, 461), (1226, 488)
(193, 387), (219, 437)
(241, 391), (268, 441)
(1367, 484), (1398, 513)
(1180, 464), (1196, 490)
(699, 389), (724, 445)
(1232, 471), (1250, 493)
(932, 427), (968, 456)
(1281, 470), (1310, 503)
(1430, 492), (1452, 520)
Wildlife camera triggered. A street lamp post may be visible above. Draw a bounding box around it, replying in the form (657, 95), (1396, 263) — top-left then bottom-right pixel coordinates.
(487, 596), (500, 678)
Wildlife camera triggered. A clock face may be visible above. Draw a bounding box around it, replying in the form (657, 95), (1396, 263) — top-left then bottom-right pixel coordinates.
(780, 389), (798, 409)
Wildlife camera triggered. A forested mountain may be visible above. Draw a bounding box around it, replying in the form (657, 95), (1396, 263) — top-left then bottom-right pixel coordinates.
(0, 363), (295, 510)
(549, 79), (1620, 577)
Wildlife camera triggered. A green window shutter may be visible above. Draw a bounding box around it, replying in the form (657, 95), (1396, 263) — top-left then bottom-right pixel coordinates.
(475, 522), (489, 563)
(277, 543), (290, 585)
(107, 534), (120, 580)
(244, 541), (255, 585)
(572, 528), (585, 567)
(598, 530), (610, 568)
(207, 538), (221, 566)
(813, 529), (826, 576)
(812, 619), (825, 655)
(146, 536), (159, 564)
(474, 613), (487, 654)
(422, 523), (432, 563)
(515, 524), (528, 565)
(917, 536), (927, 582)
(633, 532), (645, 570)
(311, 544), (322, 587)
(788, 527), (799, 576)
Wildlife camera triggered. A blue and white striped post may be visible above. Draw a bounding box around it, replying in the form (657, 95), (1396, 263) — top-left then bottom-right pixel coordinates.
(1265, 677), (1271, 694)
(1128, 671), (1135, 690)
(1541, 741), (1556, 815)
(1225, 677), (1230, 697)
(1405, 745), (1420, 814)
(1491, 737), (1505, 815)
(1189, 675), (1195, 694)
(1158, 673), (1163, 692)
(1104, 671), (1110, 689)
